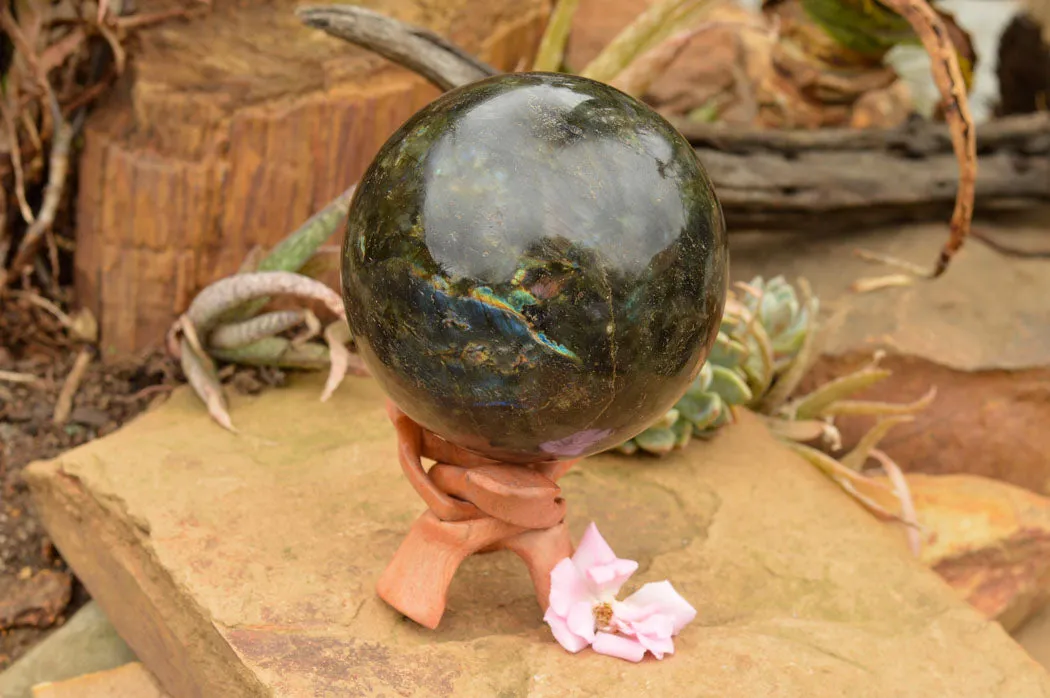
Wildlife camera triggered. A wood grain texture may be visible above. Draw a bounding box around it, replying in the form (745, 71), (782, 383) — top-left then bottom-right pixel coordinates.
(75, 0), (550, 357)
(678, 113), (1050, 230)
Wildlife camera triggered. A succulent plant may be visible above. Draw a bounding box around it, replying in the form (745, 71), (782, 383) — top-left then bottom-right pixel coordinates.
(617, 275), (815, 455)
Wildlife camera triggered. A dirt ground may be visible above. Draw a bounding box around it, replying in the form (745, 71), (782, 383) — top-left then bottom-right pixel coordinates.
(0, 298), (180, 669)
(0, 295), (295, 670)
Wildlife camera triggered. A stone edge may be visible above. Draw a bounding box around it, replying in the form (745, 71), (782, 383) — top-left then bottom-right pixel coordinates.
(23, 460), (263, 698)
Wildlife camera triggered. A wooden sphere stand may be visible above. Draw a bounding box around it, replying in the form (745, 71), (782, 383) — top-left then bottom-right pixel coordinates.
(377, 402), (577, 629)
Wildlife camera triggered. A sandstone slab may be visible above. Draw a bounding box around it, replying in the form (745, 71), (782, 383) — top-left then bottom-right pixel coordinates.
(731, 215), (1050, 493)
(25, 377), (1050, 697)
(31, 663), (168, 698)
(877, 473), (1050, 631)
(0, 602), (137, 698)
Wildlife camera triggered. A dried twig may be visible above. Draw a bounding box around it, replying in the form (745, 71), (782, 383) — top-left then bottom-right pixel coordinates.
(1, 98), (35, 224)
(877, 0), (976, 278)
(296, 5), (496, 92)
(849, 274), (914, 294)
(0, 370), (42, 386)
(53, 347), (92, 424)
(4, 117), (76, 288)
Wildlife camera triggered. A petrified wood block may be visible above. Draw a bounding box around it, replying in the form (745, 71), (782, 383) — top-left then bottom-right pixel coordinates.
(25, 377), (1050, 697)
(75, 0), (550, 356)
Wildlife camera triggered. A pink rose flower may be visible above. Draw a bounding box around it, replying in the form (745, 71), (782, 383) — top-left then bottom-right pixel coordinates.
(543, 523), (697, 662)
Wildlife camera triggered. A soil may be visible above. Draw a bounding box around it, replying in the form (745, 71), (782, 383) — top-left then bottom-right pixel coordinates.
(0, 294), (293, 670)
(0, 297), (180, 670)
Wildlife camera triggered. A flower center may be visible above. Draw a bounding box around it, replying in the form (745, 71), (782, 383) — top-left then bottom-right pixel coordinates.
(593, 602), (614, 632)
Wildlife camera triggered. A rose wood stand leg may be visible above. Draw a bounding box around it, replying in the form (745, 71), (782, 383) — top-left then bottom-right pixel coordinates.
(377, 402), (577, 629)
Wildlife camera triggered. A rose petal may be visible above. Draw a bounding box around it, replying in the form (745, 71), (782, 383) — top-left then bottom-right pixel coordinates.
(544, 607), (591, 653)
(572, 523), (618, 570)
(620, 580), (697, 634)
(549, 558), (593, 617)
(586, 559), (639, 596)
(612, 600), (660, 624)
(629, 613), (675, 640)
(593, 632), (647, 662)
(636, 631), (675, 660)
(567, 601), (597, 643)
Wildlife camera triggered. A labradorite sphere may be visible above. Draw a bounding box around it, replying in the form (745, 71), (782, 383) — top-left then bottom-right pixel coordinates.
(342, 72), (728, 464)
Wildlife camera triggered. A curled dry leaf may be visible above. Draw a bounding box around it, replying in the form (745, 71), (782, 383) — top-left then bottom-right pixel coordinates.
(869, 449), (921, 557)
(786, 441), (903, 520)
(179, 336), (235, 432)
(184, 271), (344, 335)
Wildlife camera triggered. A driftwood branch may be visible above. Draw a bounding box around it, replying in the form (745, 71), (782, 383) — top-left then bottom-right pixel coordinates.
(673, 113), (1050, 230)
(296, 4), (1050, 233)
(296, 5), (497, 92)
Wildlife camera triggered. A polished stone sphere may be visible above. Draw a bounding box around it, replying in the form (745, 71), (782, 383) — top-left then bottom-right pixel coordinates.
(342, 72), (728, 464)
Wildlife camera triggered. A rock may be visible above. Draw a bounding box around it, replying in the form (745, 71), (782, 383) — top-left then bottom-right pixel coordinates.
(1017, 604), (1050, 672)
(730, 215), (1050, 494)
(342, 72), (728, 463)
(31, 662), (168, 698)
(878, 473), (1050, 631)
(24, 376), (1050, 697)
(0, 570), (72, 630)
(0, 602), (137, 698)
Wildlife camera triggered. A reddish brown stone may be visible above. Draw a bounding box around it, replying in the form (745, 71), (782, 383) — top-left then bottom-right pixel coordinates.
(731, 215), (1050, 494)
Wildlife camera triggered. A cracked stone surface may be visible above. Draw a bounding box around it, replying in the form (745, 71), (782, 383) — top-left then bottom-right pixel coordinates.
(25, 376), (1050, 697)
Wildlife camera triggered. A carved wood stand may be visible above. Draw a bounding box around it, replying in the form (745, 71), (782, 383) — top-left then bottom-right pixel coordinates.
(377, 402), (577, 629)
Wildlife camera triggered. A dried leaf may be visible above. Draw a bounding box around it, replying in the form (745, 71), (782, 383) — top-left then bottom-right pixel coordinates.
(869, 449), (921, 557)
(839, 415), (914, 471)
(180, 337), (235, 432)
(68, 307), (98, 343)
(611, 25), (706, 96)
(581, 0), (725, 83)
(322, 321), (353, 402)
(533, 0), (580, 72)
(850, 274), (914, 294)
(786, 441), (903, 520)
(788, 366), (892, 421)
(765, 416), (840, 449)
(822, 386), (937, 416)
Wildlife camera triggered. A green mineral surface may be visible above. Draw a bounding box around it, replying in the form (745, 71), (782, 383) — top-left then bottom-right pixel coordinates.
(342, 72), (727, 463)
